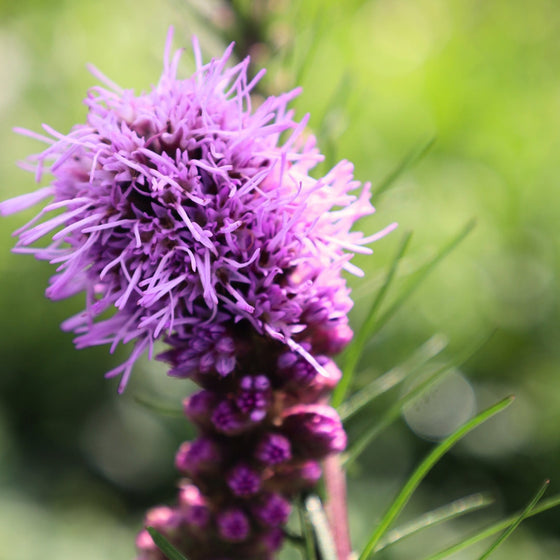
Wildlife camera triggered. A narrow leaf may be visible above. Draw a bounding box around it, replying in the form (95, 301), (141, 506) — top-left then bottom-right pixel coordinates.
(343, 362), (449, 469)
(343, 330), (491, 467)
(338, 333), (448, 422)
(304, 495), (339, 560)
(358, 395), (514, 560)
(477, 480), (549, 560)
(373, 136), (436, 199)
(420, 493), (560, 560)
(332, 231), (412, 407)
(146, 527), (189, 560)
(373, 219), (476, 338)
(375, 492), (493, 552)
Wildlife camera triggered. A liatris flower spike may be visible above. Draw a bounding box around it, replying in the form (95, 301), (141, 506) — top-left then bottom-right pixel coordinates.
(2, 28), (396, 560)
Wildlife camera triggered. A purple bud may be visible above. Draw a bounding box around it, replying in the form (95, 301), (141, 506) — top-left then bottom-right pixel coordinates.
(282, 404), (346, 459)
(236, 375), (271, 422)
(252, 492), (291, 527)
(183, 390), (217, 426)
(255, 433), (292, 465)
(311, 320), (353, 355)
(227, 463), (261, 497)
(295, 359), (342, 404)
(211, 400), (248, 435)
(178, 483), (211, 529)
(216, 508), (250, 542)
(268, 460), (323, 493)
(136, 529), (157, 552)
(260, 527), (284, 554)
(136, 529), (167, 560)
(175, 437), (221, 475)
(277, 353), (318, 386)
(144, 506), (181, 534)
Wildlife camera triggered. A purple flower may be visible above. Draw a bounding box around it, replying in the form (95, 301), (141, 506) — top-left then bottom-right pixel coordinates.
(3, 27), (396, 560)
(1, 28), (395, 392)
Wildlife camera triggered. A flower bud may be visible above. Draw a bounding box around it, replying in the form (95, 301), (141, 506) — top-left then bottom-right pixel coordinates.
(216, 508), (250, 542)
(282, 404), (346, 459)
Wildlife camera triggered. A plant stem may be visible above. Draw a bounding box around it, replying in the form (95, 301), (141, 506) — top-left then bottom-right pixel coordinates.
(324, 455), (352, 560)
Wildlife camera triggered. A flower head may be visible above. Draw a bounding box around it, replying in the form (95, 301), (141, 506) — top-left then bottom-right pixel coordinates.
(1, 29), (395, 392)
(4, 27), (396, 560)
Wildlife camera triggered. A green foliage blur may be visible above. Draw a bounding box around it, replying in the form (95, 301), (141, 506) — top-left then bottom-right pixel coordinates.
(0, 0), (559, 558)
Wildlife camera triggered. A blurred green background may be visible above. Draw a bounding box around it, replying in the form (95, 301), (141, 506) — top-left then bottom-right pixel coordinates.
(1, 0), (559, 558)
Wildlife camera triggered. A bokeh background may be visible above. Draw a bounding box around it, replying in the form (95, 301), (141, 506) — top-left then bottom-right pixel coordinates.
(0, 0), (559, 558)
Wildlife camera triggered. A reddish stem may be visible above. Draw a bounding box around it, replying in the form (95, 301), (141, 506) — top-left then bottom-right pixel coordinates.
(324, 454), (352, 560)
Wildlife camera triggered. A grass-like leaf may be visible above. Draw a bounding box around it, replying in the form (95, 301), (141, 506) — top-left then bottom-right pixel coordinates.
(420, 493), (560, 560)
(338, 333), (448, 422)
(358, 395), (514, 560)
(343, 331), (491, 468)
(304, 495), (339, 560)
(373, 136), (436, 200)
(146, 527), (189, 560)
(477, 480), (549, 560)
(343, 362), (448, 469)
(332, 231), (413, 408)
(375, 492), (493, 553)
(335, 220), (475, 408)
(373, 219), (476, 340)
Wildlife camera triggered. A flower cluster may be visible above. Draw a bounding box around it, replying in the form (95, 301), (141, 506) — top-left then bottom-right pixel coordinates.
(138, 341), (348, 560)
(1, 29), (395, 560)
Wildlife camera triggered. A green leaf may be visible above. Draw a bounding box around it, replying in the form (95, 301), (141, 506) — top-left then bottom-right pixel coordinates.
(304, 495), (339, 560)
(335, 220), (475, 409)
(373, 136), (436, 199)
(477, 480), (549, 560)
(146, 527), (189, 560)
(421, 493), (560, 560)
(373, 219), (476, 339)
(343, 362), (447, 469)
(358, 395), (514, 560)
(343, 331), (492, 468)
(338, 333), (448, 422)
(375, 492), (493, 553)
(332, 231), (413, 408)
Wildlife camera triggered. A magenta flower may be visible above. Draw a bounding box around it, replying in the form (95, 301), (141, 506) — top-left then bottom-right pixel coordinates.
(3, 28), (396, 560)
(1, 29), (395, 393)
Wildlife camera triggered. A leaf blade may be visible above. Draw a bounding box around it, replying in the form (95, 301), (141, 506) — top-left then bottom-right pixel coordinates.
(358, 395), (514, 560)
(338, 333), (448, 422)
(373, 136), (436, 199)
(373, 219), (476, 338)
(146, 527), (189, 560)
(332, 231), (412, 408)
(375, 492), (494, 553)
(477, 480), (549, 560)
(343, 331), (492, 467)
(420, 494), (560, 560)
